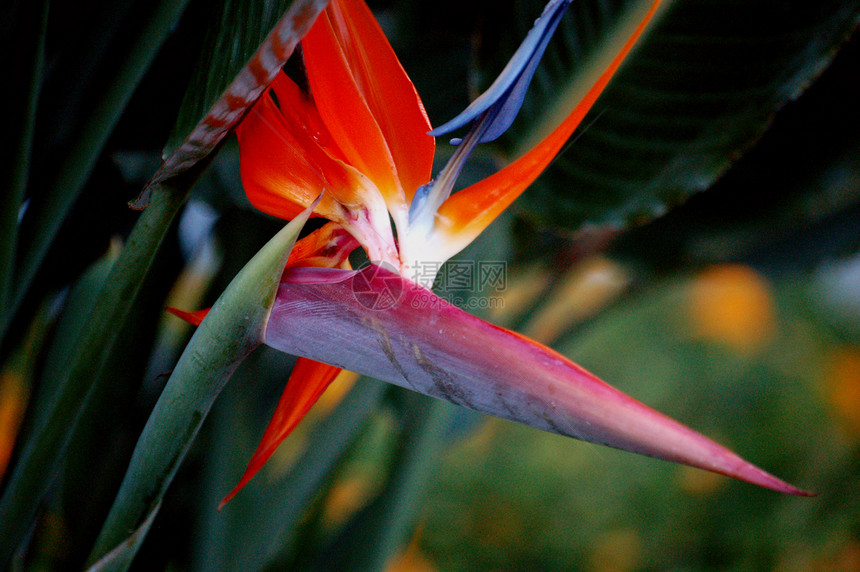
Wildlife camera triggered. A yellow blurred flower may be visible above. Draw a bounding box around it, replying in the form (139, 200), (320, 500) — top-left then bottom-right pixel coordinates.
(688, 265), (776, 352)
(822, 347), (860, 437)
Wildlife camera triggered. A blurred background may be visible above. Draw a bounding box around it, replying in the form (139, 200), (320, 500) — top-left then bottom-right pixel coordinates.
(1, 0), (859, 569)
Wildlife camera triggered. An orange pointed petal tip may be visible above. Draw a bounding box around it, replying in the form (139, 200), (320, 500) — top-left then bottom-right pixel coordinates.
(219, 358), (344, 509)
(303, 0), (434, 206)
(435, 0), (663, 257)
(166, 307), (210, 326)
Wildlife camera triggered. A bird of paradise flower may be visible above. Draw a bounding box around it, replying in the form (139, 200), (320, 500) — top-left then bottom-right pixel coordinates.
(171, 0), (808, 505)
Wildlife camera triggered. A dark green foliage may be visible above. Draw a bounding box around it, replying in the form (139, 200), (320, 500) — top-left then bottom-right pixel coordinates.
(0, 0), (858, 569)
(478, 0), (860, 233)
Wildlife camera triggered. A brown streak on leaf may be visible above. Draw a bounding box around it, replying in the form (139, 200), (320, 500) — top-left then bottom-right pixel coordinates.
(131, 0), (330, 210)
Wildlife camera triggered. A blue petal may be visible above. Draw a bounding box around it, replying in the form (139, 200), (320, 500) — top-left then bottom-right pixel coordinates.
(429, 0), (573, 143)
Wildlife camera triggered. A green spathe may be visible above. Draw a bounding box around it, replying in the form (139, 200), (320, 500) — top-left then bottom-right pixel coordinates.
(88, 202), (315, 568)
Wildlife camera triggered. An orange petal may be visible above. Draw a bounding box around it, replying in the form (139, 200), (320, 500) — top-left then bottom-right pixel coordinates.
(303, 0), (434, 208)
(166, 307), (210, 326)
(436, 0), (662, 255)
(237, 75), (380, 220)
(237, 91), (325, 220)
(220, 358), (344, 508)
(267, 73), (363, 201)
(238, 74), (399, 264)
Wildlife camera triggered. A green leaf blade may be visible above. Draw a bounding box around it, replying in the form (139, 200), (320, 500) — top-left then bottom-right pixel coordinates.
(0, 0), (48, 314)
(87, 208), (312, 569)
(1, 0), (194, 343)
(0, 184), (187, 569)
(480, 0), (860, 232)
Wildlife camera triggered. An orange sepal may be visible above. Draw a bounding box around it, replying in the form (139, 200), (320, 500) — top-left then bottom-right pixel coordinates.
(220, 358), (344, 508)
(166, 307), (210, 326)
(284, 222), (360, 271)
(303, 0), (434, 207)
(436, 0), (662, 252)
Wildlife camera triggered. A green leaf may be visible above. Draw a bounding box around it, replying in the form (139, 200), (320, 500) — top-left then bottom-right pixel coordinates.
(85, 503), (161, 572)
(313, 392), (455, 571)
(2, 0), (194, 343)
(0, 183), (189, 569)
(26, 243), (120, 434)
(205, 375), (387, 570)
(87, 206), (313, 568)
(0, 2), (326, 562)
(0, 0), (47, 314)
(611, 38), (860, 274)
(166, 0), (295, 155)
(477, 0), (860, 232)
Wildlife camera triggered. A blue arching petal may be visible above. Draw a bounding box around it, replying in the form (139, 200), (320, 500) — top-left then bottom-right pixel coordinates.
(409, 0), (573, 233)
(429, 0), (573, 143)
